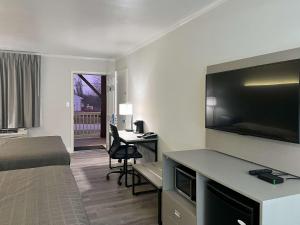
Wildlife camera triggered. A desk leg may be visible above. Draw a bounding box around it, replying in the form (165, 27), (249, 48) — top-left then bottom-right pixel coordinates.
(108, 132), (111, 149)
(155, 140), (158, 161)
(109, 156), (112, 169)
(124, 159), (128, 187)
(132, 167), (135, 195)
(158, 189), (162, 225)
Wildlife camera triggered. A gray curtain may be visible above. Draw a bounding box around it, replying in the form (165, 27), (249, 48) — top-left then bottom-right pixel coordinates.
(0, 52), (41, 129)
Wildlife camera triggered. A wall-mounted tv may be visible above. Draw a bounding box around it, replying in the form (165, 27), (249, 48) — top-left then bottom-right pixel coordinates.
(206, 59), (300, 143)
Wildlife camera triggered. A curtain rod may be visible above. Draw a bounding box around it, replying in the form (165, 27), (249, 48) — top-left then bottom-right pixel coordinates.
(0, 49), (40, 55)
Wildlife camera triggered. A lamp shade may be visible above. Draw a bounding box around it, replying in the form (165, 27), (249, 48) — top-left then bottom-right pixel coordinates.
(119, 103), (133, 115)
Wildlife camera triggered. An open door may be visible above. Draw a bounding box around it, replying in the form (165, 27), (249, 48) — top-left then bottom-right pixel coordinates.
(106, 69), (129, 147)
(116, 69), (128, 130)
(106, 72), (117, 147)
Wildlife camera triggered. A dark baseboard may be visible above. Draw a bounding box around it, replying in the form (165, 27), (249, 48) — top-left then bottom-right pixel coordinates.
(74, 145), (106, 151)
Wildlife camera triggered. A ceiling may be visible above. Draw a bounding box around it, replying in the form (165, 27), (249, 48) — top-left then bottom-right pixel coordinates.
(0, 0), (216, 59)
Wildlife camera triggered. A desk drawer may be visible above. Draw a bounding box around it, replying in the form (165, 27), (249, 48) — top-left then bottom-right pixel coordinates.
(162, 191), (196, 225)
(163, 214), (179, 225)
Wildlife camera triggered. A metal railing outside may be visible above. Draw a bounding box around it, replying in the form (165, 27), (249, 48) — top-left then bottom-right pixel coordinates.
(74, 112), (101, 138)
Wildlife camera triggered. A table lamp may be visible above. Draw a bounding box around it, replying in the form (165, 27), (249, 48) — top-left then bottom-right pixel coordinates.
(119, 103), (133, 131)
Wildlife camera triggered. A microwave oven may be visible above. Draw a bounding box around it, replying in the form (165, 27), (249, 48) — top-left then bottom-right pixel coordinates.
(175, 165), (196, 202)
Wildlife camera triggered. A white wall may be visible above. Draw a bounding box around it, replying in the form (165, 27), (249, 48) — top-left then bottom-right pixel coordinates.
(29, 55), (115, 152)
(116, 0), (300, 176)
(116, 68), (129, 130)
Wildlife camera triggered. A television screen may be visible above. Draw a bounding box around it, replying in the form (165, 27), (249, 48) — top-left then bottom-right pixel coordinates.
(206, 59), (300, 143)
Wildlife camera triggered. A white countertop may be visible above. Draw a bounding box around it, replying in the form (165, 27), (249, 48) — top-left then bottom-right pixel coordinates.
(164, 149), (300, 203)
(118, 130), (158, 142)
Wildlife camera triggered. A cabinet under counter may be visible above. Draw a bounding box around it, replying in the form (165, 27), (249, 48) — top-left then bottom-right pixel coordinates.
(163, 149), (300, 225)
(162, 191), (196, 225)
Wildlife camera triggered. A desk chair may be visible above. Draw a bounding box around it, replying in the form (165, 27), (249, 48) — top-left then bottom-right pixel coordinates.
(106, 124), (142, 186)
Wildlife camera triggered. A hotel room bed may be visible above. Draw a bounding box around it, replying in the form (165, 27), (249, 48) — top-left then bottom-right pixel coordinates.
(0, 136), (70, 171)
(0, 165), (90, 225)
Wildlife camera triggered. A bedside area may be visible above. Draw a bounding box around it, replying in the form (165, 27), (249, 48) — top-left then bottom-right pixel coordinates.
(163, 149), (300, 225)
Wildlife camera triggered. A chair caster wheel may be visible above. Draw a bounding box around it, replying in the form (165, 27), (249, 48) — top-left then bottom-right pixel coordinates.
(118, 181), (122, 186)
(106, 175), (110, 180)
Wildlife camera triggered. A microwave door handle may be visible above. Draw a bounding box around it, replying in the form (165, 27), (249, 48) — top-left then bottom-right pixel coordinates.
(176, 167), (196, 179)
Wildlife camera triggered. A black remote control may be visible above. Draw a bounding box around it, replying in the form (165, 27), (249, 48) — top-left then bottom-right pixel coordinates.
(249, 169), (272, 176)
(258, 173), (284, 185)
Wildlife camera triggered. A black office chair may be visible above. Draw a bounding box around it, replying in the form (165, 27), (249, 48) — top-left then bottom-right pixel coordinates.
(106, 124), (143, 186)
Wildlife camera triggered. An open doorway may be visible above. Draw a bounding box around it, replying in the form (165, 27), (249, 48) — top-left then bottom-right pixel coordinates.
(73, 73), (107, 151)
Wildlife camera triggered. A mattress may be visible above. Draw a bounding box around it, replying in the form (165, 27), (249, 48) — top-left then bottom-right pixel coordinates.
(0, 136), (70, 171)
(0, 165), (90, 225)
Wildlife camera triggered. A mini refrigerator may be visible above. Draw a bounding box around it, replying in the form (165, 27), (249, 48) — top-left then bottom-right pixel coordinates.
(205, 181), (259, 225)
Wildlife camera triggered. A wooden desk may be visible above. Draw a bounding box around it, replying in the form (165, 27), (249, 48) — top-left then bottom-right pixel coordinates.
(108, 130), (159, 187)
(108, 130), (159, 161)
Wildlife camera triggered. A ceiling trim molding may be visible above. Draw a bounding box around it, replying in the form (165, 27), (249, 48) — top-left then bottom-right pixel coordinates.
(41, 53), (115, 62)
(0, 47), (115, 61)
(121, 0), (228, 59)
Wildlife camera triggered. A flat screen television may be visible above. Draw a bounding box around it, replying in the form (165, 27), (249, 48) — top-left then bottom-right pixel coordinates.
(206, 59), (300, 143)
